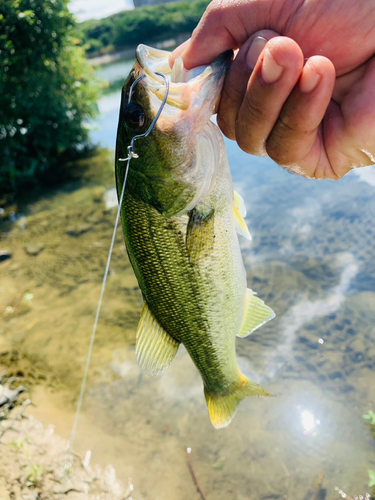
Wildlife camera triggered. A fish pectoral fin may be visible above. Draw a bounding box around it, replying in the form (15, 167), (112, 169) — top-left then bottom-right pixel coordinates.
(136, 303), (179, 376)
(233, 191), (251, 240)
(205, 375), (272, 429)
(186, 207), (215, 264)
(237, 288), (275, 338)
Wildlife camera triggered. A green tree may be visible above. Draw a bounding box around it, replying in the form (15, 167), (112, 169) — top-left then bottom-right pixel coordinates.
(77, 0), (210, 56)
(0, 0), (100, 192)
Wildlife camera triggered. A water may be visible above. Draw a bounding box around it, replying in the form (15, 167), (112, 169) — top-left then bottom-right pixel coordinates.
(90, 59), (134, 150)
(1, 55), (375, 500)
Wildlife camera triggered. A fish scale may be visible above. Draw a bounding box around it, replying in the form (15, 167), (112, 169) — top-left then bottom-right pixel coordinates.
(122, 179), (241, 387)
(116, 45), (275, 428)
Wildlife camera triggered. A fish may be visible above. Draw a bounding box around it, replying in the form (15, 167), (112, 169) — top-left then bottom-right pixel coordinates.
(115, 44), (275, 429)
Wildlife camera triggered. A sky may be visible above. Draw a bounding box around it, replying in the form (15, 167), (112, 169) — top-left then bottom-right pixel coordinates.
(70, 0), (134, 22)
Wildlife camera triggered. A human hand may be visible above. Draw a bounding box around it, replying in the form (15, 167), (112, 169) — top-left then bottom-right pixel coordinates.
(170, 0), (375, 179)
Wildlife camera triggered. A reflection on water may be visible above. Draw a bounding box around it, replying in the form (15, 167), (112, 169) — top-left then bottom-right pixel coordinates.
(95, 58), (135, 84)
(91, 59), (134, 149)
(1, 57), (375, 500)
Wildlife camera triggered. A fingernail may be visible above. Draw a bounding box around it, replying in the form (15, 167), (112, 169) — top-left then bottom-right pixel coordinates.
(300, 63), (321, 93)
(262, 49), (283, 83)
(170, 39), (190, 68)
(171, 38), (190, 58)
(246, 36), (267, 70)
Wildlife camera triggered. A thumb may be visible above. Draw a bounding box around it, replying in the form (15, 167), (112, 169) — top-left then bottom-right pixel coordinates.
(177, 0), (274, 69)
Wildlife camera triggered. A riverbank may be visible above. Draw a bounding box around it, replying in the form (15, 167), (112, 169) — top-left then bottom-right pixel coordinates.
(0, 393), (131, 500)
(77, 0), (208, 62)
(88, 33), (189, 66)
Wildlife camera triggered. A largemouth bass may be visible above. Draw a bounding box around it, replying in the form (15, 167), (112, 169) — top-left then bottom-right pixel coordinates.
(115, 45), (275, 428)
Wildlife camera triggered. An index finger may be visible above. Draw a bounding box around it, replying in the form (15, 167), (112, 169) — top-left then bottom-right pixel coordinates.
(173, 0), (271, 69)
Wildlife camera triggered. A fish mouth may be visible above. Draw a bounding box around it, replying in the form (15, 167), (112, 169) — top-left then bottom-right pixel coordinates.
(134, 44), (231, 112)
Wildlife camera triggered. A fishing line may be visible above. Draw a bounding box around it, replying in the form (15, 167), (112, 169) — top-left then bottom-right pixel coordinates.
(64, 71), (169, 474)
(65, 158), (129, 472)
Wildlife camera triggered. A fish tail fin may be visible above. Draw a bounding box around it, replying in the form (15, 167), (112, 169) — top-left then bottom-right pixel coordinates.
(204, 374), (272, 429)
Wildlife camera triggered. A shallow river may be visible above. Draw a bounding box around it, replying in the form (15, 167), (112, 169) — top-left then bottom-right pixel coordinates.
(1, 55), (375, 500)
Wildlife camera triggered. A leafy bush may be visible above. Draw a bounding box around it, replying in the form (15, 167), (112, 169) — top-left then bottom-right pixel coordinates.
(0, 0), (100, 193)
(77, 0), (210, 56)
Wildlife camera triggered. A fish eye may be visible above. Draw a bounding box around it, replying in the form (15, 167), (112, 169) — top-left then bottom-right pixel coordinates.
(123, 103), (146, 132)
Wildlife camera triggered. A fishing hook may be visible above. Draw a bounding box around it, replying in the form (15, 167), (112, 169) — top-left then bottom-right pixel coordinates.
(119, 71), (170, 161)
(66, 72), (170, 474)
(127, 74), (146, 105)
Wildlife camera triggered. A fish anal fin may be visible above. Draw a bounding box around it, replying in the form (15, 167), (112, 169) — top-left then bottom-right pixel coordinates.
(136, 303), (179, 376)
(205, 375), (272, 429)
(233, 192), (251, 240)
(186, 208), (214, 264)
(237, 288), (275, 338)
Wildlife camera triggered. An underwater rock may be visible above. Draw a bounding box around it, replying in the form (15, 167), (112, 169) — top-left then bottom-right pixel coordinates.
(302, 471), (326, 500)
(92, 186), (104, 203)
(328, 370), (344, 381)
(66, 223), (92, 236)
(0, 383), (25, 407)
(25, 243), (44, 256)
(0, 250), (11, 262)
(347, 338), (368, 364)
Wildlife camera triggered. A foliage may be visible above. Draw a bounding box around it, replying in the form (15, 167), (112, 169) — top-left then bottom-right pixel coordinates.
(364, 412), (375, 492)
(9, 438), (29, 451)
(76, 0), (210, 56)
(363, 410), (375, 426)
(0, 0), (100, 193)
(27, 464), (45, 487)
(368, 469), (375, 489)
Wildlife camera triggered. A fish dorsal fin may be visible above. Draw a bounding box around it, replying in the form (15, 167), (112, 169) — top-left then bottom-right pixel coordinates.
(186, 207), (215, 264)
(136, 303), (179, 375)
(237, 289), (275, 338)
(233, 191), (252, 240)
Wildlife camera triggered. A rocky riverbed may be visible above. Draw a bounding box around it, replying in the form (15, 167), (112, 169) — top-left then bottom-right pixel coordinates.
(0, 375), (133, 500)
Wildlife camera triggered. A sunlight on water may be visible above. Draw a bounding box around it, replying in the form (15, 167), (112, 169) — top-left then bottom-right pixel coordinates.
(301, 410), (316, 432)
